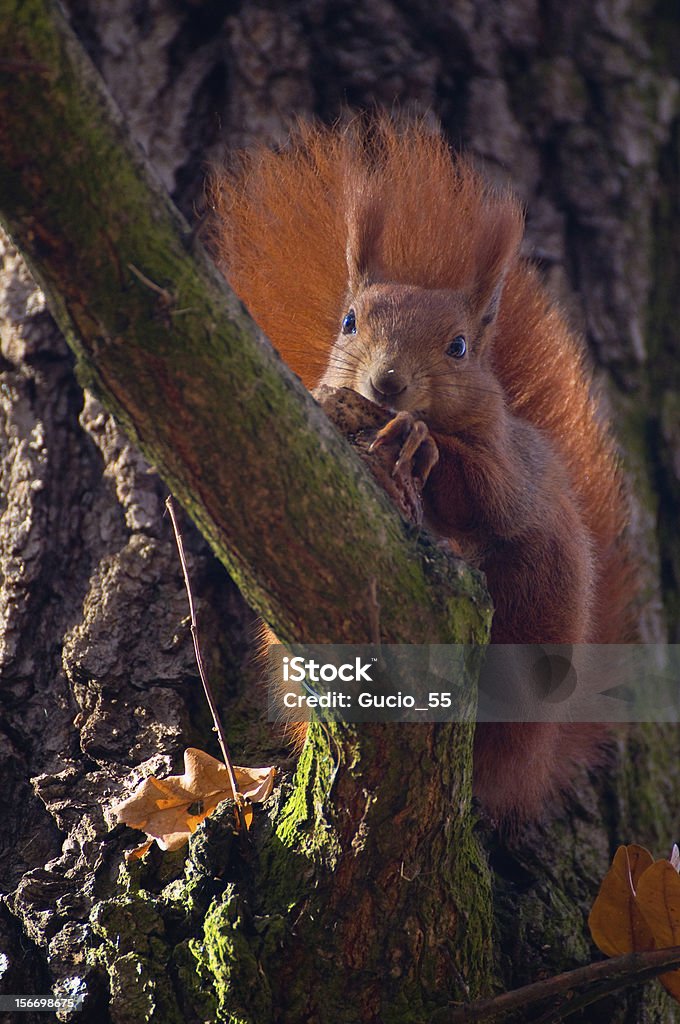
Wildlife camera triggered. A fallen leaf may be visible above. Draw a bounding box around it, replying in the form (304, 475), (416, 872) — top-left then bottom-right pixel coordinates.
(126, 840), (153, 862)
(588, 844), (655, 956)
(113, 748), (275, 854)
(637, 860), (680, 947)
(636, 860), (680, 1001)
(235, 763), (277, 802)
(590, 843), (680, 1007)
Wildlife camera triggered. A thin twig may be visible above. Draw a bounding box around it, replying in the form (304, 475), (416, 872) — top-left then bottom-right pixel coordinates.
(444, 946), (680, 1023)
(127, 261), (173, 303)
(165, 496), (241, 810)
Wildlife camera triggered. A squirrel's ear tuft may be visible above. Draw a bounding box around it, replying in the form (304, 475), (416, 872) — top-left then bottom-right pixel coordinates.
(471, 195), (524, 332)
(345, 183), (386, 292)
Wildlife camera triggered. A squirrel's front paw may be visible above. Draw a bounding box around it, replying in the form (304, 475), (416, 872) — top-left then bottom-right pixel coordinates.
(370, 411), (439, 487)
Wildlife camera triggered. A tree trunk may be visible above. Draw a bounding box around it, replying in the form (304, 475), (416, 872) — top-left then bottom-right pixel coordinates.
(0, 1), (679, 1022)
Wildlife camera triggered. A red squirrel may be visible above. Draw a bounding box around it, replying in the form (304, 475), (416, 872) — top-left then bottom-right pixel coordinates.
(210, 116), (634, 821)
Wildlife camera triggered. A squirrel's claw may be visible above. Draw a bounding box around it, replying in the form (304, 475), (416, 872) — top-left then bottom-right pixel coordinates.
(371, 412), (439, 487)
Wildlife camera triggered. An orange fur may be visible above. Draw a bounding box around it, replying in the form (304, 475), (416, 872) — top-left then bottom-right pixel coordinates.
(210, 115), (634, 821)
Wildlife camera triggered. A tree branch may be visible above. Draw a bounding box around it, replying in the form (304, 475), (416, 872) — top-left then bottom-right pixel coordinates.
(443, 947), (680, 1023)
(0, 0), (490, 648)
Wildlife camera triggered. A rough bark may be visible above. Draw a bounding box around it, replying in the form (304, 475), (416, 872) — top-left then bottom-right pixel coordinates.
(1, 0), (491, 650)
(0, 0), (679, 1022)
(1, 2), (493, 1022)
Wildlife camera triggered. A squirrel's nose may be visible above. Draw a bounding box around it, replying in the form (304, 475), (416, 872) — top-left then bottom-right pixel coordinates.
(370, 369), (407, 400)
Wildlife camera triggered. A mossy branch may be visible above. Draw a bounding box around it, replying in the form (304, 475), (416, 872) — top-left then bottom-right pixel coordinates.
(0, 0), (491, 649)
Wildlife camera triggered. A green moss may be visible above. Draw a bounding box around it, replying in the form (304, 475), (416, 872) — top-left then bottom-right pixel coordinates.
(89, 893), (183, 1023)
(190, 887), (273, 1024)
(274, 722), (344, 860)
(171, 939), (218, 1020)
(91, 897), (166, 955)
(89, 803), (242, 1020)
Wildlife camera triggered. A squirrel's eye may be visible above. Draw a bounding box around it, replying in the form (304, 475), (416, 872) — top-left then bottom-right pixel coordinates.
(341, 309), (357, 335)
(446, 335), (467, 358)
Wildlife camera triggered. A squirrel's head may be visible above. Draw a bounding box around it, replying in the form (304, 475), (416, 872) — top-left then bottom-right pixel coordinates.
(320, 275), (509, 434)
(319, 165), (520, 432)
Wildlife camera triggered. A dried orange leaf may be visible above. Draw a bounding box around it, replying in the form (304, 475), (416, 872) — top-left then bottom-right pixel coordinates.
(636, 860), (680, 948)
(589, 844), (655, 956)
(636, 860), (680, 1003)
(233, 765), (276, 803)
(113, 747), (275, 853)
(125, 840), (153, 862)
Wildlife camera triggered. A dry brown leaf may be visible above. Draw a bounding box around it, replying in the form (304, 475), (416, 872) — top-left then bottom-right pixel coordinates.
(636, 860), (680, 1001)
(234, 763), (277, 802)
(113, 747), (275, 854)
(636, 860), (680, 947)
(588, 844), (655, 956)
(126, 840), (153, 862)
(590, 843), (680, 1006)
